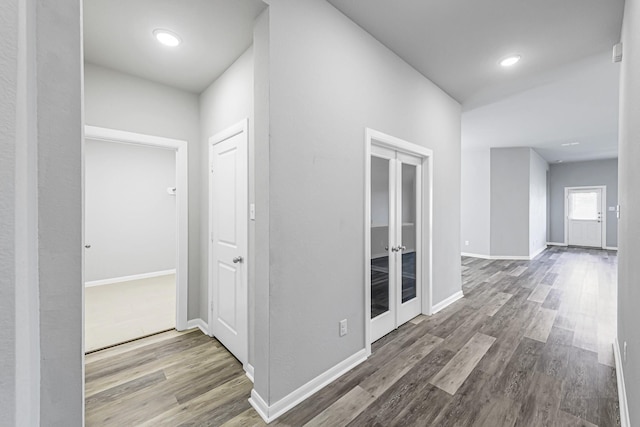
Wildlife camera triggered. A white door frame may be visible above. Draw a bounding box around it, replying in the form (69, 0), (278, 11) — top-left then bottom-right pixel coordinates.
(83, 125), (189, 332)
(364, 128), (433, 356)
(564, 185), (607, 249)
(208, 118), (249, 368)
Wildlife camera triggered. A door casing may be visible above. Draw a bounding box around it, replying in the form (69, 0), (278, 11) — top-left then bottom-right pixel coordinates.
(564, 185), (607, 249)
(364, 128), (433, 356)
(83, 125), (189, 332)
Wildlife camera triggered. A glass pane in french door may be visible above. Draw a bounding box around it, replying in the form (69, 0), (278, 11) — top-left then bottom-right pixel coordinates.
(401, 164), (417, 303)
(370, 156), (390, 319)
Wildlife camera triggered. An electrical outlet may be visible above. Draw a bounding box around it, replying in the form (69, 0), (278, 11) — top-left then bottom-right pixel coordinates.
(339, 319), (348, 337)
(624, 341), (628, 363)
(464, 240), (469, 246)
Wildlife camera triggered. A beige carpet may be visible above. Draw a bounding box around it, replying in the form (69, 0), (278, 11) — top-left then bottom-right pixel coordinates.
(85, 273), (175, 352)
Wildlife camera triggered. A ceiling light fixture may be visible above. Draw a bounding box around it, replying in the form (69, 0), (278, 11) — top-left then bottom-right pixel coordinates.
(561, 141), (580, 146)
(499, 55), (521, 67)
(556, 160), (564, 163)
(153, 29), (181, 47)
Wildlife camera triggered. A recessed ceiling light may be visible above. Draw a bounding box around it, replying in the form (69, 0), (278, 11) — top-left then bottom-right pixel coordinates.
(561, 142), (580, 146)
(499, 55), (521, 67)
(153, 29), (181, 47)
(556, 160), (564, 163)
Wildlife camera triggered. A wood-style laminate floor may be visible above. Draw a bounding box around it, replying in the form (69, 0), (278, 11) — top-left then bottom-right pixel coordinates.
(85, 246), (620, 426)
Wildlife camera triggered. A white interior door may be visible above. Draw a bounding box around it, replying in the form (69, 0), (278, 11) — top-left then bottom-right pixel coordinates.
(370, 146), (422, 342)
(209, 120), (248, 366)
(567, 188), (602, 248)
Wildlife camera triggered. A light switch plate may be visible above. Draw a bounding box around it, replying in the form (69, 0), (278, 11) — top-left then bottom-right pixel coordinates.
(250, 204), (256, 220)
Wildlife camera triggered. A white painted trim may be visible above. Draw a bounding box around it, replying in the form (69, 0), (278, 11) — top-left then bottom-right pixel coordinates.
(249, 389), (270, 423)
(546, 242), (568, 247)
(461, 252), (492, 259)
(431, 291), (464, 314)
(186, 318), (209, 336)
(364, 128), (433, 356)
(461, 252), (547, 261)
(529, 245), (547, 260)
(604, 246), (618, 251)
(208, 118), (249, 366)
(84, 126), (189, 331)
(489, 255), (534, 260)
(249, 349), (367, 423)
(614, 338), (630, 427)
(245, 364), (255, 383)
(564, 185), (607, 249)
(84, 269), (176, 287)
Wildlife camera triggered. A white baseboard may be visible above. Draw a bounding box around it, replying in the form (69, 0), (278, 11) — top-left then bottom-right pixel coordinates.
(614, 338), (630, 427)
(245, 364), (255, 383)
(546, 242), (568, 247)
(85, 269), (176, 287)
(249, 349), (368, 423)
(461, 252), (492, 259)
(529, 246), (547, 259)
(432, 290), (464, 314)
(605, 246), (618, 251)
(186, 318), (209, 336)
(461, 252), (545, 261)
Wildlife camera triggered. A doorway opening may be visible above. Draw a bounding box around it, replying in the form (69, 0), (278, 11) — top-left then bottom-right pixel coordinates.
(364, 128), (433, 354)
(564, 186), (606, 248)
(83, 126), (189, 353)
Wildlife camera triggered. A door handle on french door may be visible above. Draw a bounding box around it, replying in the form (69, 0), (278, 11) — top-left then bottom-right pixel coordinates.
(400, 246), (406, 252)
(233, 256), (243, 264)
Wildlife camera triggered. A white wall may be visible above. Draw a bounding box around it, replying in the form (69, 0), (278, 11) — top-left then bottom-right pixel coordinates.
(198, 47), (255, 359)
(83, 63), (201, 317)
(618, 0), (640, 424)
(257, 0), (461, 405)
(490, 148), (531, 257)
(84, 139), (176, 282)
(461, 148), (491, 255)
(529, 150), (548, 256)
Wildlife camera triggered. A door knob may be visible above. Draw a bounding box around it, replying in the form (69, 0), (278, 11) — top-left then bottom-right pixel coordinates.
(233, 256), (243, 264)
(84, 245), (91, 249)
(400, 246), (406, 251)
(385, 246), (389, 251)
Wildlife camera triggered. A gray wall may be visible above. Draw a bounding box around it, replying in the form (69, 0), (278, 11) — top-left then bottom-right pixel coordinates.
(2, 0), (83, 423)
(259, 0), (461, 404)
(548, 159), (618, 247)
(461, 148), (491, 255)
(198, 46), (255, 362)
(1, 0), (17, 422)
(618, 0), (640, 423)
(84, 63), (202, 318)
(490, 148), (531, 257)
(84, 140), (176, 282)
(529, 150), (548, 255)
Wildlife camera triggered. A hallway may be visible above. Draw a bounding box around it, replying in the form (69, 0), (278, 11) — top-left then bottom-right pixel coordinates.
(84, 247), (619, 426)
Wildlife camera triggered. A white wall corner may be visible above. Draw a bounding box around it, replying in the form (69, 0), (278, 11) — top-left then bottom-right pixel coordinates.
(186, 318), (209, 336)
(249, 349), (367, 424)
(614, 339), (631, 427)
(431, 291), (464, 314)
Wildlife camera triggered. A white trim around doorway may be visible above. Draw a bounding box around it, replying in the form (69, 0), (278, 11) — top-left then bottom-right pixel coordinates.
(364, 128), (433, 357)
(84, 125), (189, 332)
(563, 185), (607, 249)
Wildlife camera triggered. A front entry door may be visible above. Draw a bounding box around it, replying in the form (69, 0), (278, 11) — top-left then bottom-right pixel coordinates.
(567, 188), (603, 248)
(209, 120), (248, 366)
(370, 145), (422, 342)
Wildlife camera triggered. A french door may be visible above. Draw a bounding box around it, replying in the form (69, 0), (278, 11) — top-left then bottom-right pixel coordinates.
(370, 145), (422, 342)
